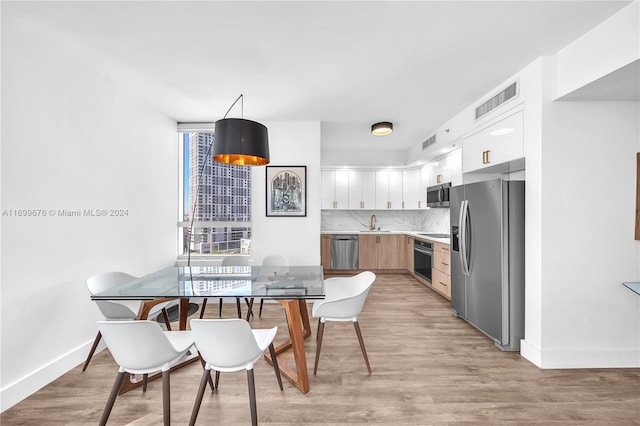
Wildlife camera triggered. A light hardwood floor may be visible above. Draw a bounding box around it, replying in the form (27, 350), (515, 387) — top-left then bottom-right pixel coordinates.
(2, 273), (639, 425)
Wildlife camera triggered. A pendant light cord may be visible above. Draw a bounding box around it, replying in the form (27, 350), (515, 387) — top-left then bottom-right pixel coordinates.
(187, 94), (244, 267)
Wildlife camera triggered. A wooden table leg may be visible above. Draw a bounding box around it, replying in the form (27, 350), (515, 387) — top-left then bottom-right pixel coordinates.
(179, 298), (190, 330)
(264, 299), (312, 394)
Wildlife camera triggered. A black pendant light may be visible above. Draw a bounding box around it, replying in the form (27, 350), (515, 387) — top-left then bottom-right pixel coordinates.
(213, 118), (269, 166)
(212, 94), (270, 166)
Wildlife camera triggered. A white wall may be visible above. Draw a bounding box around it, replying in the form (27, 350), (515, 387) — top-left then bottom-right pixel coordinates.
(535, 101), (640, 367)
(251, 121), (322, 266)
(1, 13), (178, 410)
(520, 2), (640, 367)
(552, 1), (640, 100)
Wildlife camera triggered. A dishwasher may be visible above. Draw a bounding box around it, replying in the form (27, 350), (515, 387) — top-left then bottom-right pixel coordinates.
(330, 234), (359, 270)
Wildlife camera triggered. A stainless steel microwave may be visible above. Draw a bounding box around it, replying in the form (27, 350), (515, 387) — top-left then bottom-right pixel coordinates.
(426, 182), (451, 208)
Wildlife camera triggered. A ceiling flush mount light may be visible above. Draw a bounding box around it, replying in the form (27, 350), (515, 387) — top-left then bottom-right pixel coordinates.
(212, 94), (270, 166)
(371, 122), (393, 136)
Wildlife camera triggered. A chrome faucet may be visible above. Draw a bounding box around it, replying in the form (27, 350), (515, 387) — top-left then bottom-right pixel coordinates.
(369, 214), (377, 230)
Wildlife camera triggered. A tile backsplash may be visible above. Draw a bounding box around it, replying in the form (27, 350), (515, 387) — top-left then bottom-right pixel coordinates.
(321, 209), (450, 232)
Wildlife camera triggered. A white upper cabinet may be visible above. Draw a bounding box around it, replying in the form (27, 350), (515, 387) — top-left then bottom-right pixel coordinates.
(375, 169), (403, 209)
(420, 165), (430, 206)
(449, 148), (463, 186)
(402, 168), (422, 209)
(348, 170), (376, 209)
(321, 170), (349, 209)
(427, 148), (462, 186)
(462, 110), (524, 174)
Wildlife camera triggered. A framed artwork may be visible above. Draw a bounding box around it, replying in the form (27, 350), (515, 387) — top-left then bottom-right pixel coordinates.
(266, 165), (307, 217)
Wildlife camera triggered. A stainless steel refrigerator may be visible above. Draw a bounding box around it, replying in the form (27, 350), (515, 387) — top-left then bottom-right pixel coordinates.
(450, 179), (525, 351)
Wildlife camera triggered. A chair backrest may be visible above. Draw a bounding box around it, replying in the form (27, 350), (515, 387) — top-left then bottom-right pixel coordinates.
(240, 238), (252, 254)
(190, 319), (262, 370)
(262, 255), (288, 267)
(87, 272), (140, 320)
(314, 271), (376, 320)
(261, 255), (289, 277)
(221, 256), (249, 266)
(87, 271), (137, 294)
(97, 320), (186, 371)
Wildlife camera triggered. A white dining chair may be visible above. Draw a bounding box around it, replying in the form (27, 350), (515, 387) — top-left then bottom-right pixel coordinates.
(96, 320), (195, 426)
(189, 319), (283, 426)
(83, 271), (178, 372)
(311, 271), (376, 375)
(251, 255), (289, 318)
(198, 256), (250, 319)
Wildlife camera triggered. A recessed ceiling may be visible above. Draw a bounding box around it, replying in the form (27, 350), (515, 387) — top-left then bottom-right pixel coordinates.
(3, 1), (632, 157)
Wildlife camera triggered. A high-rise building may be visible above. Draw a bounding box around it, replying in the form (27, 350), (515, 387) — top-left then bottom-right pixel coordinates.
(187, 133), (252, 254)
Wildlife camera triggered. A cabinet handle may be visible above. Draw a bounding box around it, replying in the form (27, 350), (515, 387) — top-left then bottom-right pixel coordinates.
(418, 201), (421, 208)
(482, 150), (491, 164)
(442, 262), (449, 266)
(402, 201), (405, 209)
(360, 201), (364, 209)
(437, 174), (442, 183)
(440, 282), (447, 287)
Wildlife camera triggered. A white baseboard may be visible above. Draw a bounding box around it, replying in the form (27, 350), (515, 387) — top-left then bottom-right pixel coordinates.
(520, 339), (640, 369)
(0, 339), (105, 412)
(520, 339), (542, 367)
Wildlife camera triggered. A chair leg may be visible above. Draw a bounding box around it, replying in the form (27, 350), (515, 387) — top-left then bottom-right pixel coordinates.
(259, 299), (264, 317)
(353, 321), (372, 374)
(162, 370), (170, 426)
(99, 371), (125, 426)
(245, 298), (254, 322)
(215, 370), (220, 389)
(268, 343), (283, 391)
(247, 369), (258, 426)
(218, 298), (223, 317)
(314, 320), (325, 375)
(189, 368), (211, 426)
(82, 331), (102, 372)
(199, 298), (208, 319)
(236, 298), (242, 318)
(142, 373), (148, 392)
(198, 352), (215, 392)
(162, 308), (172, 331)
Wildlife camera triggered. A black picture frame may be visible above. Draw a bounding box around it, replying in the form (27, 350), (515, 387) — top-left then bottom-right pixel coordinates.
(266, 165), (307, 217)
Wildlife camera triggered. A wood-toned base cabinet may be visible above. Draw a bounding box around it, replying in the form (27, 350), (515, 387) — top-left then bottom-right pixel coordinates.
(432, 242), (451, 299)
(358, 234), (405, 270)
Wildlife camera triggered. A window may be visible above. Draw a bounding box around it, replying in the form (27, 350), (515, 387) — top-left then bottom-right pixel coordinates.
(179, 129), (252, 256)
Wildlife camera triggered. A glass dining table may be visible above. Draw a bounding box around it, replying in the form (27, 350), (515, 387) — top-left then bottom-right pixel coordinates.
(92, 265), (325, 394)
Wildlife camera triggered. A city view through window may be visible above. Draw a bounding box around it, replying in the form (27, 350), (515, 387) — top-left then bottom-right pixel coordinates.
(182, 132), (252, 255)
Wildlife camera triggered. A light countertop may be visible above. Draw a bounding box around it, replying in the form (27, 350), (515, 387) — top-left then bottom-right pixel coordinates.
(322, 230), (450, 244)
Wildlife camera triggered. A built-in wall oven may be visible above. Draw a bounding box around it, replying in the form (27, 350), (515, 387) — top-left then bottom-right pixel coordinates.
(414, 239), (433, 282)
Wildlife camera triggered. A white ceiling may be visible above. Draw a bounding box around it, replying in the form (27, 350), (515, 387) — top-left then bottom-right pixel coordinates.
(5, 1), (633, 156)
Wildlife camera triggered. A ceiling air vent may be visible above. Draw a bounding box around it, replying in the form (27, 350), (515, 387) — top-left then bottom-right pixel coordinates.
(475, 81), (518, 120)
(422, 134), (436, 151)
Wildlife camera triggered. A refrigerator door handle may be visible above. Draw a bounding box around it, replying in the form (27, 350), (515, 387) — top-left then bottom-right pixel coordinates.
(459, 200), (471, 276)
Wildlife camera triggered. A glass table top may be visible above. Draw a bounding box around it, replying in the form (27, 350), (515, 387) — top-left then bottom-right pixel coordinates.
(623, 282), (640, 295)
(91, 265), (325, 300)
